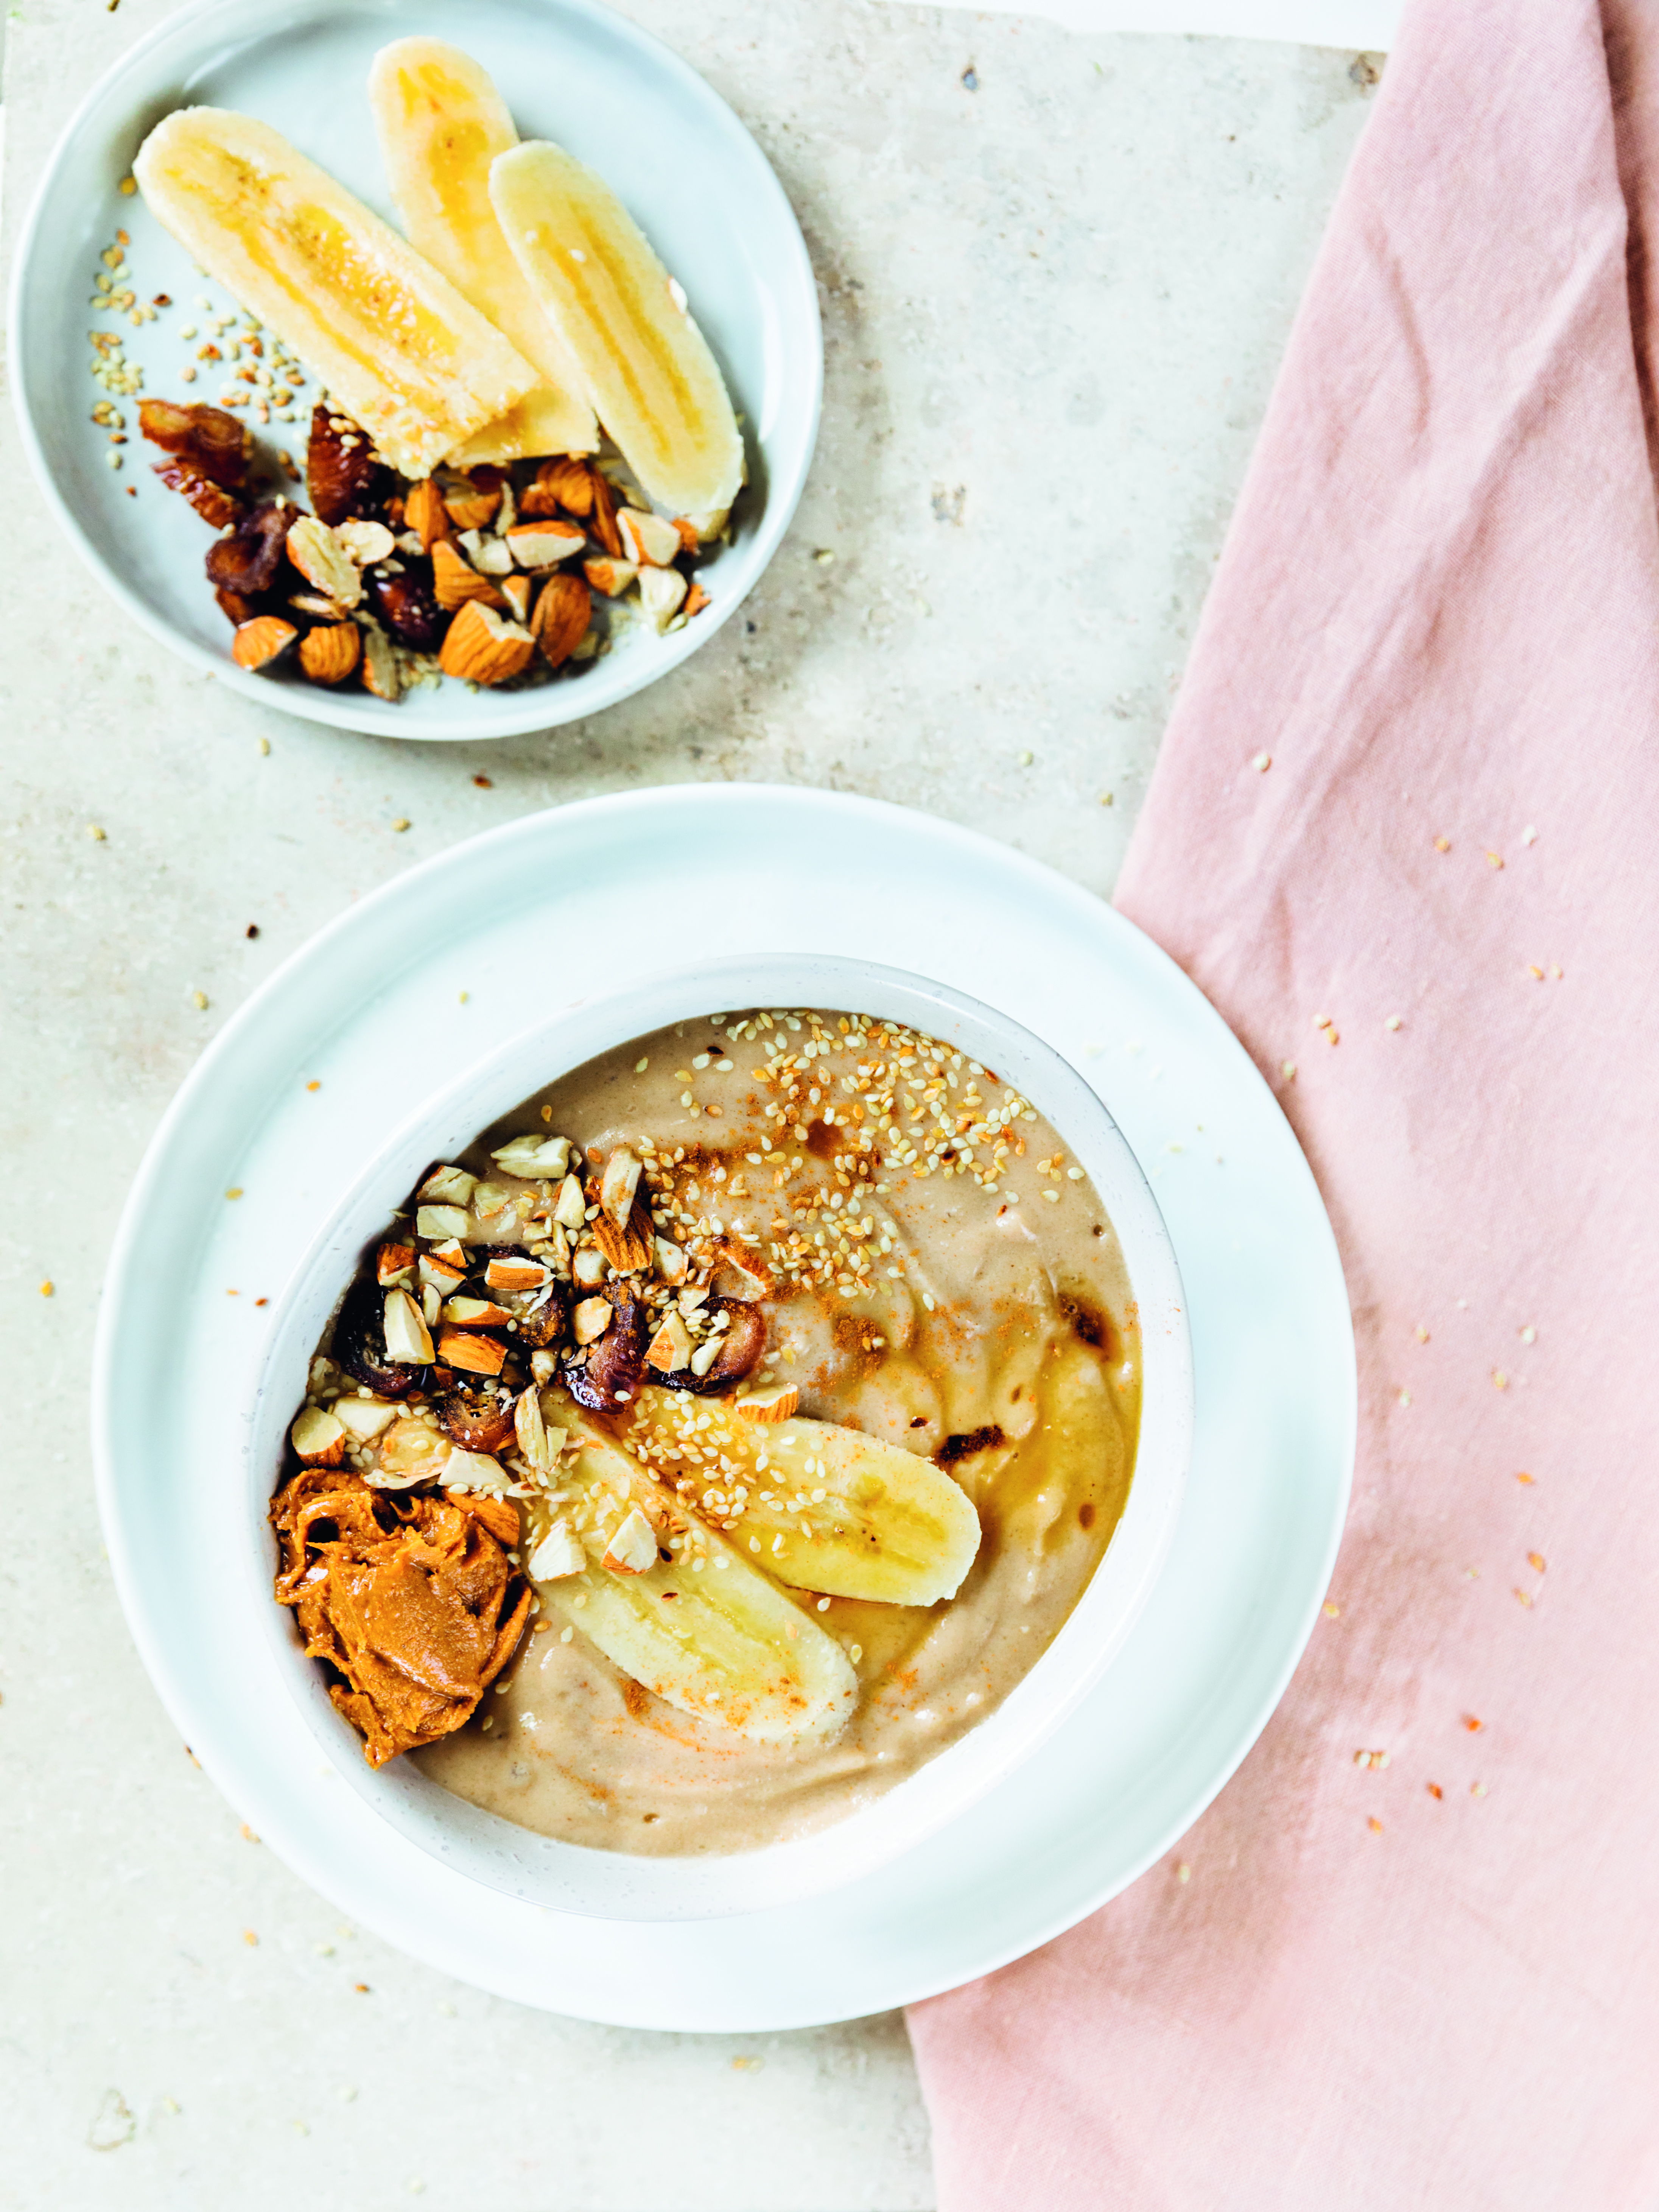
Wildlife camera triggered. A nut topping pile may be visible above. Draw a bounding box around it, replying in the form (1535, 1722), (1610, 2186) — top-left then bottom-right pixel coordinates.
(135, 396), (714, 703)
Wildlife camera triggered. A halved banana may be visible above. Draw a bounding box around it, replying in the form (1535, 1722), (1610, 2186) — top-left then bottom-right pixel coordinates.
(133, 108), (537, 479)
(526, 1399), (857, 1747)
(489, 140), (744, 529)
(367, 39), (596, 464)
(625, 1387), (982, 1607)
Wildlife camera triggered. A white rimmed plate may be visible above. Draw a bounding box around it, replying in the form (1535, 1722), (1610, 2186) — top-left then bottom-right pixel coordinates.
(92, 786), (1355, 2029)
(8, 0), (820, 739)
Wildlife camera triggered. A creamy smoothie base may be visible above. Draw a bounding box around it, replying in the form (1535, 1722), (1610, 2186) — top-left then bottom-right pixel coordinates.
(274, 1007), (1140, 1857)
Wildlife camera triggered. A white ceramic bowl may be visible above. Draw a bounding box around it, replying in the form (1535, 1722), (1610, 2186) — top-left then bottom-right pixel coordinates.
(246, 953), (1193, 1920)
(8, 0), (821, 739)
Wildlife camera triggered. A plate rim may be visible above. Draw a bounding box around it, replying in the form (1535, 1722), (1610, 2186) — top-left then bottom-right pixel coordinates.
(89, 784), (1357, 2028)
(6, 0), (823, 740)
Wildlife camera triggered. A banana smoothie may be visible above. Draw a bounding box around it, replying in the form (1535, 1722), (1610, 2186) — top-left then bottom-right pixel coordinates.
(272, 1008), (1140, 1856)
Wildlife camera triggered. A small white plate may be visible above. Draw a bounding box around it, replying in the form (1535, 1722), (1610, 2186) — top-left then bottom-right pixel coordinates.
(8, 0), (820, 740)
(92, 787), (1355, 2030)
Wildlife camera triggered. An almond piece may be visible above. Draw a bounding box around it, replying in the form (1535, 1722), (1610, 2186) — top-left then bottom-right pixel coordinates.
(584, 557), (638, 598)
(335, 518), (396, 567)
(573, 1295), (613, 1346)
(437, 1327), (507, 1376)
(683, 581), (711, 620)
(553, 1174), (588, 1230)
(589, 467), (623, 558)
(593, 1196), (654, 1274)
(232, 615), (297, 670)
(637, 565), (689, 632)
(442, 1296), (515, 1329)
(405, 478), (451, 550)
(291, 1406), (346, 1465)
(360, 624), (402, 701)
(735, 1384), (800, 1424)
(486, 1255), (551, 1293)
(499, 573), (534, 624)
(286, 515), (363, 609)
(492, 1132), (573, 1178)
(416, 1203), (472, 1240)
(506, 519), (586, 569)
(419, 1252), (467, 1292)
(383, 1287), (434, 1364)
(444, 483), (503, 532)
(439, 600), (535, 685)
(298, 622), (362, 685)
(671, 517), (701, 557)
(654, 1236), (689, 1285)
(617, 507), (684, 568)
(459, 527), (514, 575)
(377, 1240), (415, 1285)
(600, 1149), (642, 1227)
(520, 457), (596, 520)
(601, 1504), (659, 1576)
(333, 1396), (400, 1443)
(431, 538), (507, 613)
(571, 1247), (609, 1291)
(531, 572), (592, 668)
(419, 1164), (478, 1206)
(527, 1522), (586, 1580)
(645, 1309), (693, 1373)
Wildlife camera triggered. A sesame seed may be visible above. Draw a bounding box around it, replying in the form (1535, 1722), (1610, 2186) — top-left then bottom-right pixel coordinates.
(1251, 752), (1271, 772)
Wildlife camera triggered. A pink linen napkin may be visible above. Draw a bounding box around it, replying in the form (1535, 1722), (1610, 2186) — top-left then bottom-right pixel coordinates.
(907, 2), (1659, 2204)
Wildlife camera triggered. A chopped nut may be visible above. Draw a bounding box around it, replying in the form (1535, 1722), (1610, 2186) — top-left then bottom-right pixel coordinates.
(377, 1240), (416, 1285)
(286, 516), (364, 609)
(527, 1522), (585, 1580)
(291, 1406), (347, 1466)
(419, 1164), (479, 1207)
(335, 518), (396, 567)
(438, 600), (535, 684)
(514, 1388), (553, 1471)
(493, 1133), (573, 1178)
(571, 1247), (609, 1290)
(382, 1288), (434, 1364)
(231, 615), (298, 671)
(431, 537), (507, 612)
(583, 556), (638, 597)
(654, 1236), (689, 1285)
(638, 565), (689, 632)
(416, 1204), (471, 1240)
(617, 507), (683, 567)
(530, 571), (592, 668)
(360, 624), (402, 702)
(437, 1328), (508, 1376)
(646, 1309), (694, 1372)
(506, 519), (586, 568)
(600, 1149), (643, 1227)
(553, 1174), (588, 1230)
(601, 1505), (658, 1575)
(298, 622), (362, 685)
(405, 478), (451, 550)
(459, 527), (514, 575)
(735, 1384), (799, 1423)
(573, 1295), (614, 1346)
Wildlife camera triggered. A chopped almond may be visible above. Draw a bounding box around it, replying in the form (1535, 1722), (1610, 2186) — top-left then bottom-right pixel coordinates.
(601, 1505), (659, 1576)
(530, 572), (591, 668)
(232, 615), (297, 670)
(431, 537), (507, 613)
(377, 1240), (415, 1285)
(438, 600), (535, 684)
(291, 1406), (347, 1465)
(735, 1384), (800, 1424)
(298, 622), (362, 685)
(437, 1327), (507, 1376)
(405, 478), (451, 550)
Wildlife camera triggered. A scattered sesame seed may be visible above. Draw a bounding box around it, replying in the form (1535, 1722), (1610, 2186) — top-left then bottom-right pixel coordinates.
(1385, 1014), (1402, 1031)
(306, 1079), (320, 1093)
(1251, 752), (1271, 772)
(635, 1057), (649, 1073)
(1368, 1816), (1384, 1833)
(225, 1188), (243, 1200)
(1519, 1325), (1536, 1343)
(88, 824), (106, 841)
(1433, 836), (1450, 852)
(392, 817), (411, 833)
(1281, 1060), (1297, 1080)
(1528, 1552), (1546, 1572)
(1175, 1861), (1191, 1882)
(1492, 1370), (1508, 1390)
(1426, 1783), (1443, 1799)
(39, 1280), (54, 1298)
(1521, 825), (1538, 844)
(1485, 851), (1504, 869)
(1322, 1600), (1340, 1617)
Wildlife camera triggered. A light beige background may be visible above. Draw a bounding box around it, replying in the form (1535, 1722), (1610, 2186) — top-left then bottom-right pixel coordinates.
(0, 5), (1377, 2205)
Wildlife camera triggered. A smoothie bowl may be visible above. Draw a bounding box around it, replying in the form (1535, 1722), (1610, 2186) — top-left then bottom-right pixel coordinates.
(247, 957), (1192, 1919)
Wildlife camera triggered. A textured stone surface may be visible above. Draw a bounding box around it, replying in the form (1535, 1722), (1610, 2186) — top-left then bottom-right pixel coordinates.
(0, 5), (1374, 2205)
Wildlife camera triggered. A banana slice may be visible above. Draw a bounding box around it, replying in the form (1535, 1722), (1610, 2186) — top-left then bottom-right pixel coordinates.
(625, 1387), (981, 1607)
(133, 108), (537, 479)
(489, 140), (744, 528)
(526, 1401), (857, 1747)
(368, 39), (596, 464)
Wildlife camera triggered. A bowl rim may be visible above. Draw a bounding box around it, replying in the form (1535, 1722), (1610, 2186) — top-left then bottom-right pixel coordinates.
(242, 951), (1195, 1920)
(5, 0), (823, 739)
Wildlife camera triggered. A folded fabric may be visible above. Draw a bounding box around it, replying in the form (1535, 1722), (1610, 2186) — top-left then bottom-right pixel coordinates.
(908, 2), (1659, 2203)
